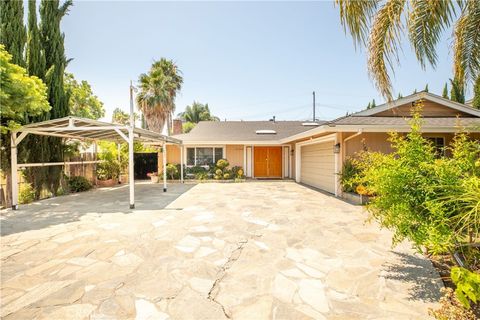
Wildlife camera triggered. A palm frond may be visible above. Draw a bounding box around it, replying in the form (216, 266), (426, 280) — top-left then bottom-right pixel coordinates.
(453, 0), (480, 87)
(408, 0), (455, 69)
(335, 0), (380, 47)
(368, 0), (407, 101)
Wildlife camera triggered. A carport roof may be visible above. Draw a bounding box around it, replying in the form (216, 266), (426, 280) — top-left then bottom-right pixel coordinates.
(16, 116), (182, 144)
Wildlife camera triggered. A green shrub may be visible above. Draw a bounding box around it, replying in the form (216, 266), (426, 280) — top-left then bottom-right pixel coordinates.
(165, 163), (179, 180)
(339, 158), (360, 193)
(231, 166), (244, 179)
(68, 176), (92, 193)
(216, 159), (229, 170)
(96, 160), (121, 180)
(451, 267), (480, 309)
(195, 172), (209, 180)
(186, 166), (207, 175)
(223, 173), (230, 179)
(19, 183), (35, 204)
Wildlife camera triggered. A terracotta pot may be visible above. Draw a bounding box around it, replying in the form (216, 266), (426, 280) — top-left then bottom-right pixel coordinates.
(97, 178), (118, 187)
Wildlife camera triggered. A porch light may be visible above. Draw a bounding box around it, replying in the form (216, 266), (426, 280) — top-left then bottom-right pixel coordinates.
(333, 143), (341, 154)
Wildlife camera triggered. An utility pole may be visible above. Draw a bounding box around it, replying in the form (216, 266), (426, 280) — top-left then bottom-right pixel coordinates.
(312, 91), (316, 122)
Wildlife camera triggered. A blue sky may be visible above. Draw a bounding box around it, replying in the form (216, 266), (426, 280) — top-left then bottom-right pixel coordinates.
(61, 1), (462, 122)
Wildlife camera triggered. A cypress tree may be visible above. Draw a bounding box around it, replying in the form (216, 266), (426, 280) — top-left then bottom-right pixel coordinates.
(424, 84), (429, 92)
(473, 76), (480, 109)
(442, 83), (448, 98)
(450, 78), (465, 104)
(39, 0), (72, 194)
(0, 0), (26, 66)
(26, 0), (45, 78)
(25, 0), (49, 198)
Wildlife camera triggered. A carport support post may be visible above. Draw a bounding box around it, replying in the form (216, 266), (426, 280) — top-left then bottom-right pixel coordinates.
(10, 133), (18, 210)
(128, 127), (135, 209)
(163, 142), (167, 192)
(180, 145), (184, 183)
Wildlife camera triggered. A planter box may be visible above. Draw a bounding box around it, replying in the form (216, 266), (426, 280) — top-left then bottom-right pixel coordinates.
(97, 178), (118, 187)
(342, 192), (370, 205)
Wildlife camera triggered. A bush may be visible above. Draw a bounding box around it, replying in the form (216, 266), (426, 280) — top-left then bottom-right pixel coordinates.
(231, 166), (244, 179)
(19, 183), (35, 204)
(430, 288), (477, 320)
(68, 176), (92, 193)
(165, 163), (179, 180)
(216, 159), (229, 170)
(96, 160), (121, 181)
(195, 172), (209, 180)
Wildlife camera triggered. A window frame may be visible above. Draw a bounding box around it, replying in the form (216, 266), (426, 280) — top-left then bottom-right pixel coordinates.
(426, 136), (446, 157)
(184, 146), (226, 167)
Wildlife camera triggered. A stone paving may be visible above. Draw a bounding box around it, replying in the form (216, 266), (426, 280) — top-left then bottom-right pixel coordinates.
(0, 181), (442, 319)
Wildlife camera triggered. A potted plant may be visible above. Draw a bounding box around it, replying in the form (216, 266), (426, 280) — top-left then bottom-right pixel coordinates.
(147, 172), (159, 183)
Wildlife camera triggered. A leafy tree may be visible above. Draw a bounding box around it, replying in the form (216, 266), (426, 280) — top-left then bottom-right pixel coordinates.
(0, 46), (50, 205)
(442, 82), (449, 98)
(65, 73), (105, 120)
(336, 1), (480, 100)
(178, 101), (219, 123)
(472, 76), (480, 109)
(136, 58), (183, 133)
(39, 0), (72, 194)
(0, 0), (26, 67)
(182, 122), (195, 133)
(450, 78), (465, 103)
(112, 107), (138, 125)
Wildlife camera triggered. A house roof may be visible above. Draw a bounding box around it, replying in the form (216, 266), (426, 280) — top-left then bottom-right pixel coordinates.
(330, 116), (480, 127)
(173, 121), (324, 143)
(352, 92), (480, 117)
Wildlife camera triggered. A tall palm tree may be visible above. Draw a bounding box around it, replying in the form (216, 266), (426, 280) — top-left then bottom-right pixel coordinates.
(336, 0), (479, 101)
(136, 58), (183, 133)
(178, 101), (219, 123)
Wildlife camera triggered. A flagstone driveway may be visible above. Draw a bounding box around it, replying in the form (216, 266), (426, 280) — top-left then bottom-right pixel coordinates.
(1, 181), (442, 319)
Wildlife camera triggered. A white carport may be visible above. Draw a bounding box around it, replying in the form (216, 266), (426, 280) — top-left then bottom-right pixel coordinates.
(10, 116), (183, 210)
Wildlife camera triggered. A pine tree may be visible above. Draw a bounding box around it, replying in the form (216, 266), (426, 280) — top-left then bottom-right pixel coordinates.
(450, 78), (465, 104)
(0, 0), (26, 66)
(39, 0), (72, 194)
(397, 93), (403, 99)
(473, 76), (480, 109)
(424, 84), (429, 92)
(371, 99), (376, 108)
(442, 83), (448, 98)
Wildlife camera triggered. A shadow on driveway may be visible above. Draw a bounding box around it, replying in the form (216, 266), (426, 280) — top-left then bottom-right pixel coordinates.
(382, 251), (442, 303)
(0, 182), (195, 236)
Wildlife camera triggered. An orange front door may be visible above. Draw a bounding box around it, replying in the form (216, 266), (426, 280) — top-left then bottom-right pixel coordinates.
(254, 147), (282, 178)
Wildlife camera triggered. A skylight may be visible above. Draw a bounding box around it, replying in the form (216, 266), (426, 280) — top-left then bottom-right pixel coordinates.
(256, 130), (276, 134)
(302, 122), (320, 126)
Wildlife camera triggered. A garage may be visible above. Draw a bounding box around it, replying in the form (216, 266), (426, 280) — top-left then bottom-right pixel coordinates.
(298, 139), (335, 194)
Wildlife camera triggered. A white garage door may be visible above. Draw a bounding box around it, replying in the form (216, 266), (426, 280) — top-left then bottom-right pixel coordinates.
(300, 141), (335, 193)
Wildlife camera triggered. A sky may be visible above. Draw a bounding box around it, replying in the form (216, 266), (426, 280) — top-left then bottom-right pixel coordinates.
(60, 1), (463, 122)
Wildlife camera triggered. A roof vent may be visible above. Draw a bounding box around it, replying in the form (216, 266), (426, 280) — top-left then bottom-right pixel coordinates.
(256, 130), (276, 134)
(302, 122), (320, 126)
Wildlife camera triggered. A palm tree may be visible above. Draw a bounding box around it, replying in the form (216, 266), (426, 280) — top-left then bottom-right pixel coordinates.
(136, 59), (183, 133)
(336, 0), (479, 101)
(178, 101), (219, 123)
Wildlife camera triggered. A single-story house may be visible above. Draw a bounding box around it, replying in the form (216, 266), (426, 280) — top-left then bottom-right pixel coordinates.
(163, 92), (480, 196)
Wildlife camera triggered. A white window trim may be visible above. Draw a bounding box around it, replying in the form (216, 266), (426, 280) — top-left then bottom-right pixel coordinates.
(184, 145), (226, 167)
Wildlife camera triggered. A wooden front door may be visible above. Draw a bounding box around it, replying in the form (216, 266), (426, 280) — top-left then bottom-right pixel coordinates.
(254, 147), (282, 178)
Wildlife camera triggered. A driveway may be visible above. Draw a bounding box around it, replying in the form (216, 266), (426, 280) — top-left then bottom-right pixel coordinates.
(1, 182), (441, 319)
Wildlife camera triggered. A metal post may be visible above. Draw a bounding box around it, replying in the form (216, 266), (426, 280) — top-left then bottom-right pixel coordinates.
(128, 127), (135, 209)
(129, 81), (135, 209)
(163, 142), (167, 192)
(180, 145), (184, 183)
(10, 133), (18, 210)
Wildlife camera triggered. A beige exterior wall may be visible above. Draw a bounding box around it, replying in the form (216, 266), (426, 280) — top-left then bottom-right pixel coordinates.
(226, 145), (244, 167)
(343, 132), (393, 157)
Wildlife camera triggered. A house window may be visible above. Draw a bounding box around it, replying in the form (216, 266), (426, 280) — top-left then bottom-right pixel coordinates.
(426, 137), (445, 157)
(186, 147), (224, 166)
